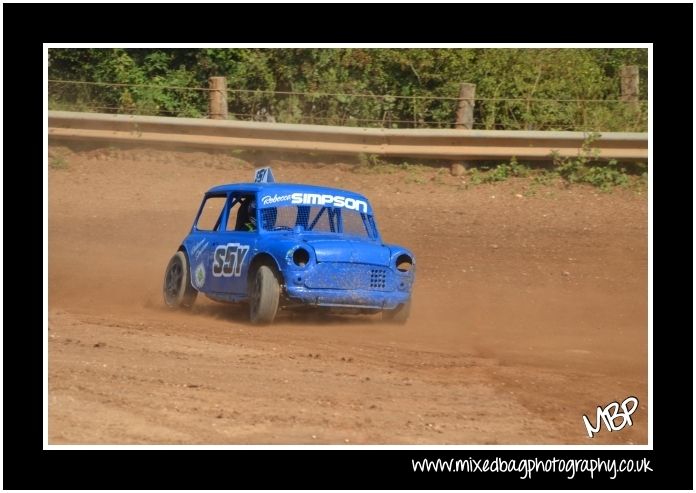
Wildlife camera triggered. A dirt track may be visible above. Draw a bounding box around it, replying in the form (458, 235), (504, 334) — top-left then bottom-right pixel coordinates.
(48, 146), (648, 444)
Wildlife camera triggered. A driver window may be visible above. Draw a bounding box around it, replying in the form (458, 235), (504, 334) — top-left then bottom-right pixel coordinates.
(226, 194), (257, 232)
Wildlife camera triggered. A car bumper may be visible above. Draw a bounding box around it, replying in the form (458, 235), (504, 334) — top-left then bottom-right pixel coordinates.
(284, 285), (410, 309)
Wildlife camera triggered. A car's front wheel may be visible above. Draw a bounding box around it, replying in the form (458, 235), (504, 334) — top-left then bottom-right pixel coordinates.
(249, 264), (280, 325)
(163, 251), (198, 308)
(382, 299), (411, 324)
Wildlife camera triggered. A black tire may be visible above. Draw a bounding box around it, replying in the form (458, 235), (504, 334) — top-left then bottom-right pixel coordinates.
(249, 264), (280, 325)
(163, 251), (198, 308)
(382, 299), (411, 324)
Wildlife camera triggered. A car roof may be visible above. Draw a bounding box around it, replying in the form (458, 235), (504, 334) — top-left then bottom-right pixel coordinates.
(206, 182), (370, 202)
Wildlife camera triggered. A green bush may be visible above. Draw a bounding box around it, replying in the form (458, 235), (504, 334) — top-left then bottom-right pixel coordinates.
(49, 48), (647, 131)
(551, 133), (632, 190)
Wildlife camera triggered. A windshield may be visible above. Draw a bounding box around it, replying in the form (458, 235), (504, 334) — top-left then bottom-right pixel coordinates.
(260, 205), (378, 239)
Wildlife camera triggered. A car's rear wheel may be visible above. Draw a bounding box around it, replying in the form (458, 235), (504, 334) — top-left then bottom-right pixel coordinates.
(382, 299), (411, 324)
(163, 251), (198, 308)
(249, 264), (280, 325)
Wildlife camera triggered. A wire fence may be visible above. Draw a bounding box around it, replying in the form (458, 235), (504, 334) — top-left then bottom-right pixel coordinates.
(48, 79), (648, 132)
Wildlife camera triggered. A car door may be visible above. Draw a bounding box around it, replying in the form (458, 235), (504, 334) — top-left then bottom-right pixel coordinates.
(186, 193), (229, 294)
(208, 193), (258, 295)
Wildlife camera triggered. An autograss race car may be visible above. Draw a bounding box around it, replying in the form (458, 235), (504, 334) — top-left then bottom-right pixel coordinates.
(163, 167), (415, 324)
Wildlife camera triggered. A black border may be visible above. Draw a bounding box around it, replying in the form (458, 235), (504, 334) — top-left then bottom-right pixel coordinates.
(4, 2), (692, 490)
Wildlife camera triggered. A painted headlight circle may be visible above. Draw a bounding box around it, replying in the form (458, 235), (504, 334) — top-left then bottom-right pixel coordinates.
(293, 248), (310, 267)
(396, 254), (413, 272)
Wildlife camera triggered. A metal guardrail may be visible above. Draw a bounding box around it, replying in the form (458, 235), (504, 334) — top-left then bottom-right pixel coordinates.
(48, 111), (648, 161)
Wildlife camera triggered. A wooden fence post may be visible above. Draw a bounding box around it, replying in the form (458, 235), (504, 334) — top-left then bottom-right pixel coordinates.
(451, 82), (476, 175)
(208, 76), (228, 120)
(619, 65), (639, 111)
(455, 83), (476, 129)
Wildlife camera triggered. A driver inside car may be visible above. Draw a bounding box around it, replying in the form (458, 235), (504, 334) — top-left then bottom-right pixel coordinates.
(244, 199), (257, 231)
(235, 197), (257, 232)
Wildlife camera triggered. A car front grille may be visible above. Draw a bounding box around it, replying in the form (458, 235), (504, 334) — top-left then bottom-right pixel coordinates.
(304, 263), (392, 291)
(369, 269), (387, 289)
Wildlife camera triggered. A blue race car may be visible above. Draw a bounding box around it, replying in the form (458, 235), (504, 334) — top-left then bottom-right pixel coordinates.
(163, 168), (415, 324)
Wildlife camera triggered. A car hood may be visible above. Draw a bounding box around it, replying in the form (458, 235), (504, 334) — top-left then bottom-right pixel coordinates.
(304, 237), (391, 265)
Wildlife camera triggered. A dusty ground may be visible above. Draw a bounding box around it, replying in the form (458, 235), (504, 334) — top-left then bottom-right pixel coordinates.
(47, 145), (649, 445)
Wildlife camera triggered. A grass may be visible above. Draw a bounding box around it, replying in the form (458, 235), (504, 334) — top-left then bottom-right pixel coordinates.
(350, 152), (647, 194)
(353, 132), (647, 193)
(49, 155), (69, 170)
(354, 153), (432, 176)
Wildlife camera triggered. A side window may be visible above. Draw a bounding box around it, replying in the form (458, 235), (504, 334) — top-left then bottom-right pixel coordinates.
(196, 196), (227, 231)
(226, 194), (257, 232)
